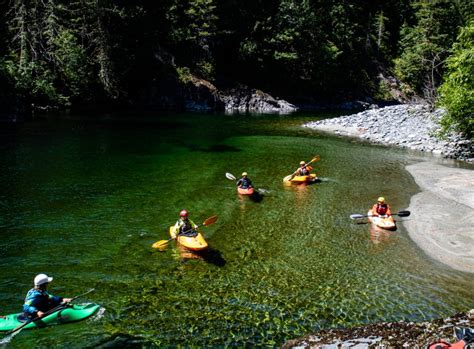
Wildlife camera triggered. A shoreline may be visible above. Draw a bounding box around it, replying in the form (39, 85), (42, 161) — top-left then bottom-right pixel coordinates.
(304, 104), (473, 162)
(304, 104), (474, 273)
(404, 162), (474, 273)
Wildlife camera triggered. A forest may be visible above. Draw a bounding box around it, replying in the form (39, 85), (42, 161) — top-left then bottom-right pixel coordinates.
(0, 0), (472, 137)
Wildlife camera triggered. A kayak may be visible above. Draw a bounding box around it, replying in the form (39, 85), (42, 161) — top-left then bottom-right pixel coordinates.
(237, 187), (254, 195)
(0, 303), (100, 331)
(169, 227), (208, 251)
(367, 210), (397, 230)
(285, 173), (318, 184)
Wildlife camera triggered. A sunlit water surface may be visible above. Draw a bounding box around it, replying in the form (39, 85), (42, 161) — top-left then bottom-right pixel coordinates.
(0, 112), (472, 348)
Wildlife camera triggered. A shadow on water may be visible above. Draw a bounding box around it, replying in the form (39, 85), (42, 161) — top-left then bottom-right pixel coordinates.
(200, 247), (226, 266)
(178, 246), (226, 267)
(249, 191), (264, 203)
(187, 144), (242, 153)
(89, 334), (145, 349)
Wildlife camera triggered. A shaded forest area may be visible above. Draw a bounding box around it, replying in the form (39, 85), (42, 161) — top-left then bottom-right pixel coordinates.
(0, 0), (472, 136)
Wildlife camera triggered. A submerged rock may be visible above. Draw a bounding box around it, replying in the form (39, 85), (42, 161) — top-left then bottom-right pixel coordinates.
(282, 309), (474, 348)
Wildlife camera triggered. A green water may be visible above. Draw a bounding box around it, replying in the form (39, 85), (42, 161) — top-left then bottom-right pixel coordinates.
(0, 112), (472, 348)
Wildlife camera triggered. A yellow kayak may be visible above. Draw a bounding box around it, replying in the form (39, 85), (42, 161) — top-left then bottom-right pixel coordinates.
(169, 227), (208, 251)
(284, 173), (318, 184)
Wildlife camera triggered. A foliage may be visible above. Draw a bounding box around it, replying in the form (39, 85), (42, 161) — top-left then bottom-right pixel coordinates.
(438, 22), (474, 138)
(394, 0), (464, 101)
(0, 0), (470, 109)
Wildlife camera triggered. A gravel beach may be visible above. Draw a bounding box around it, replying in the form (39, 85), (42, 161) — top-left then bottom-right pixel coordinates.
(304, 104), (473, 162)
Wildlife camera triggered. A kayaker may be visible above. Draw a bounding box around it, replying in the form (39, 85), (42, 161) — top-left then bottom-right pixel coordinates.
(171, 210), (198, 239)
(23, 274), (72, 319)
(236, 172), (253, 189)
(296, 161), (312, 176)
(371, 197), (392, 217)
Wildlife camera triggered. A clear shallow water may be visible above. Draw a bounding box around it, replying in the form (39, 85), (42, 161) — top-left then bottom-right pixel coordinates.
(0, 112), (472, 348)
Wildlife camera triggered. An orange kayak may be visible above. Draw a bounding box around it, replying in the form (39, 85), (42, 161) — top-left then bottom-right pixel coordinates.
(238, 187), (254, 195)
(367, 210), (396, 230)
(169, 227), (208, 251)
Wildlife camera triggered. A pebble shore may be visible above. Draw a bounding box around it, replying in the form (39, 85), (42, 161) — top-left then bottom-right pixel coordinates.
(303, 104), (473, 162)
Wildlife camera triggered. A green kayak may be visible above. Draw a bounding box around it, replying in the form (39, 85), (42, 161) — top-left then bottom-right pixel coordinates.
(0, 303), (100, 331)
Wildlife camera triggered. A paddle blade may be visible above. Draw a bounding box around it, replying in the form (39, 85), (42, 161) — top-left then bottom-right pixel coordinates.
(203, 215), (218, 226)
(152, 240), (170, 249)
(396, 210), (411, 217)
(225, 172), (236, 181)
(350, 214), (365, 220)
(309, 155), (320, 164)
(283, 175), (292, 182)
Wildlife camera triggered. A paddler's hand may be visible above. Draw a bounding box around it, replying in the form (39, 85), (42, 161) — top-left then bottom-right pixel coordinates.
(62, 298), (72, 303)
(37, 311), (45, 318)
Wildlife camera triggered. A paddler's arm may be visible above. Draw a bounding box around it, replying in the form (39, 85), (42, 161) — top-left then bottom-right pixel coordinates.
(171, 221), (181, 239)
(371, 204), (379, 216)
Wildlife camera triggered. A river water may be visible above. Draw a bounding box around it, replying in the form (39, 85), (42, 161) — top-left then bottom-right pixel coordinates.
(0, 112), (472, 348)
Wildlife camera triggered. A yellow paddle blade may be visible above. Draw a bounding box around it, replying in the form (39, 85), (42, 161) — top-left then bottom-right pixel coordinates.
(310, 155), (320, 163)
(203, 215), (218, 226)
(283, 175), (292, 182)
(152, 240), (170, 249)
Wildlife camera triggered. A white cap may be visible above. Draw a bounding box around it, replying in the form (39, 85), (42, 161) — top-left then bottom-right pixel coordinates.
(34, 273), (53, 286)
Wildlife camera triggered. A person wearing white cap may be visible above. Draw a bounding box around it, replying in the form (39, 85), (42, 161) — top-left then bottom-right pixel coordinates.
(22, 274), (72, 319)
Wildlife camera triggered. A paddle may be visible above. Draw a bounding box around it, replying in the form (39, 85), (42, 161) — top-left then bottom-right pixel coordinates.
(4, 288), (95, 337)
(152, 215), (218, 249)
(283, 155), (320, 182)
(225, 173), (267, 194)
(350, 210), (411, 220)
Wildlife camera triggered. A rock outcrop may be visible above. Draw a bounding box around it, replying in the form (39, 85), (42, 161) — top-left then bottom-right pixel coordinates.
(282, 309), (474, 349)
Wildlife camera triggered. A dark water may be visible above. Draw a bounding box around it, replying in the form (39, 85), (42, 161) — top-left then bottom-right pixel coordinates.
(0, 112), (472, 348)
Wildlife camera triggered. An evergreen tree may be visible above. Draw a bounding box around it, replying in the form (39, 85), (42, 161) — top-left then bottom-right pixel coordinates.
(438, 22), (474, 138)
(394, 0), (463, 102)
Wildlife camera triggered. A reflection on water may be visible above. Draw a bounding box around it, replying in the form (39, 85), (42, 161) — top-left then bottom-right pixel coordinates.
(369, 224), (395, 245)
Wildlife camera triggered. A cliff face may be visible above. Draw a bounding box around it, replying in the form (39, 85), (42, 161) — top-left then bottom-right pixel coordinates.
(282, 309), (474, 349)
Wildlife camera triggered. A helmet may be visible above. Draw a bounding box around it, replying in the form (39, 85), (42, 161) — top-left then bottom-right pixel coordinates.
(34, 273), (53, 286)
(377, 197), (385, 203)
(179, 210), (188, 217)
(300, 161), (305, 165)
(242, 172), (247, 176)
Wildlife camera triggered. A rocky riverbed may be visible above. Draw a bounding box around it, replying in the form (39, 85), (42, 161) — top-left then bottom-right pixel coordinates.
(303, 104), (473, 162)
(282, 309), (474, 348)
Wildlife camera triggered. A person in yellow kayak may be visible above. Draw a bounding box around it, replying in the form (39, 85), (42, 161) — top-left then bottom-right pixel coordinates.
(236, 172), (253, 190)
(23, 274), (72, 319)
(296, 161), (312, 176)
(371, 197), (392, 217)
(171, 210), (198, 239)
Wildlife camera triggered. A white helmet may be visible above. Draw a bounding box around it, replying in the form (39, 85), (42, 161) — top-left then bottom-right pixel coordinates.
(34, 273), (53, 286)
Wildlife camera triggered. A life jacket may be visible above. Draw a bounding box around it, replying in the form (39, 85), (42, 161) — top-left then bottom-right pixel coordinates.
(178, 219), (197, 236)
(298, 166), (310, 176)
(238, 177), (252, 189)
(375, 203), (388, 215)
(428, 340), (466, 349)
(23, 288), (61, 318)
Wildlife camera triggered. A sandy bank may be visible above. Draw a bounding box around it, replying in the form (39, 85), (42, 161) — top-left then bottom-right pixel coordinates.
(404, 162), (474, 273)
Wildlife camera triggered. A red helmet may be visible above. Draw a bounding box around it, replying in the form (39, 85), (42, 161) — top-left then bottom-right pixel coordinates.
(179, 210), (188, 217)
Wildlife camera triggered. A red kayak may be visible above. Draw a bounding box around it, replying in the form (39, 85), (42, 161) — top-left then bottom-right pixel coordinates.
(238, 187), (254, 195)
